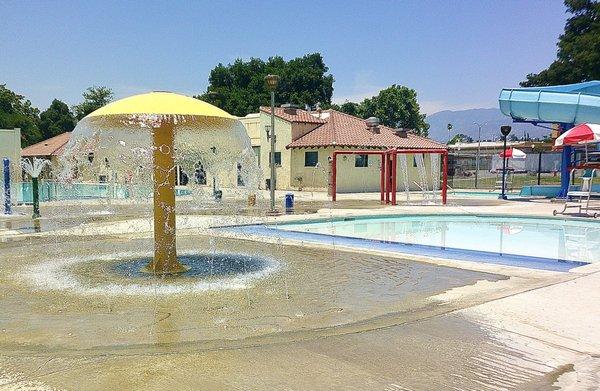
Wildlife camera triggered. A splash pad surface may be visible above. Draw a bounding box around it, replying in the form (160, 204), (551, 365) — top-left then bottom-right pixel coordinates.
(0, 230), (500, 353)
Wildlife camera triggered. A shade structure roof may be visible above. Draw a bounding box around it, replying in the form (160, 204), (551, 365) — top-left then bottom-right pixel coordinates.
(499, 81), (600, 125)
(86, 91), (234, 119)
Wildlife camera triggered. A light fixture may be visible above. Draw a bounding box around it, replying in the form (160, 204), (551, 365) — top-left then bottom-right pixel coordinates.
(264, 74), (280, 91)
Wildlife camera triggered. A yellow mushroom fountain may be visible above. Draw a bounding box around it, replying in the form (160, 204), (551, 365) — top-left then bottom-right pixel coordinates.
(62, 92), (256, 275)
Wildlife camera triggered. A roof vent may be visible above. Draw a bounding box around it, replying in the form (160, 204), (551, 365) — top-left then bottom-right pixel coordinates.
(394, 128), (410, 138)
(281, 103), (300, 115)
(365, 117), (380, 134)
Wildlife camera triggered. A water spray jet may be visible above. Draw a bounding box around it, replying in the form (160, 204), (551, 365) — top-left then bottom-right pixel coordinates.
(21, 157), (50, 219)
(62, 92), (257, 275)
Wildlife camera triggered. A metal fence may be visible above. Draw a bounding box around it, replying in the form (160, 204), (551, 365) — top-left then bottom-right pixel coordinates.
(448, 152), (563, 190)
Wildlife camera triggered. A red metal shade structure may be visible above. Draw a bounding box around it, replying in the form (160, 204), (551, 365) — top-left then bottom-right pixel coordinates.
(555, 123), (600, 147)
(330, 148), (448, 205)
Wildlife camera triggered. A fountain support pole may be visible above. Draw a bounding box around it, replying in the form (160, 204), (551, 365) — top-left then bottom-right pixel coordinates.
(31, 177), (40, 219)
(145, 121), (186, 274)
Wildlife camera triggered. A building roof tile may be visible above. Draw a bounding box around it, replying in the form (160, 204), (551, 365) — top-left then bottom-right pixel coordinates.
(21, 132), (71, 157)
(260, 106), (327, 124)
(286, 110), (446, 150)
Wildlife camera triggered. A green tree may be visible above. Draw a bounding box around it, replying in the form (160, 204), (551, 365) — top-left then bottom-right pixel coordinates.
(331, 101), (361, 116)
(521, 0), (600, 86)
(39, 99), (76, 139)
(448, 133), (474, 144)
(0, 84), (42, 147)
(334, 85), (430, 136)
(197, 53), (334, 117)
(73, 86), (114, 120)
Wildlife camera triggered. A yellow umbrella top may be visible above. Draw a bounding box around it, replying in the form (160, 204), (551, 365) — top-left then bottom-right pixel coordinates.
(86, 91), (234, 119)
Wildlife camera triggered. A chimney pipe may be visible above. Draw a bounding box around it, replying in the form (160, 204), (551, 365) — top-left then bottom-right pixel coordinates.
(365, 117), (380, 134)
(281, 103), (300, 115)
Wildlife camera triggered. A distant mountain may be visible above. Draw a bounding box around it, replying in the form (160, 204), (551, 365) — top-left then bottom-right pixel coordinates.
(425, 108), (549, 143)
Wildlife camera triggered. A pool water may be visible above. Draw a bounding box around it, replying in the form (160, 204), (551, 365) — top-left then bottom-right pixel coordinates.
(16, 181), (191, 202)
(273, 215), (600, 269)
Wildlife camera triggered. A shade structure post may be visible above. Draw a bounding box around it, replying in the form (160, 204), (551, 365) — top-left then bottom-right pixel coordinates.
(331, 153), (337, 202)
(442, 152), (448, 205)
(380, 153), (385, 202)
(146, 121), (186, 274)
(391, 151), (397, 205)
(384, 152), (390, 204)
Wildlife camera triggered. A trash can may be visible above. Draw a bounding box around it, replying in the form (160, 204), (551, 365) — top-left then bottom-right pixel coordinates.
(284, 193), (294, 212)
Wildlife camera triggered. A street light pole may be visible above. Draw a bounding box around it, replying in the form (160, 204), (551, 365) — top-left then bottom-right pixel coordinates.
(473, 122), (484, 189)
(264, 74), (279, 213)
(499, 126), (512, 200)
(210, 146), (217, 198)
(446, 123), (453, 143)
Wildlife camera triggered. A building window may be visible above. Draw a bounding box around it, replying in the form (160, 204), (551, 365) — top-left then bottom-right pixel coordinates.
(252, 146), (261, 167)
(412, 154), (425, 167)
(304, 151), (318, 167)
(355, 154), (369, 167)
(269, 152), (282, 167)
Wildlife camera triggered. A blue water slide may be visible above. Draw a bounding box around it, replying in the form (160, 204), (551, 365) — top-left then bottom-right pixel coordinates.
(499, 81), (600, 124)
(498, 81), (600, 197)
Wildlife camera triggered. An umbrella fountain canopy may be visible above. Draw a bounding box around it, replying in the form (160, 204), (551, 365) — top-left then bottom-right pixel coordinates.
(62, 91), (257, 274)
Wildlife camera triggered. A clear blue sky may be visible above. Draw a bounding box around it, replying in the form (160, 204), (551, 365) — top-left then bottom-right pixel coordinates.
(1, 0), (567, 114)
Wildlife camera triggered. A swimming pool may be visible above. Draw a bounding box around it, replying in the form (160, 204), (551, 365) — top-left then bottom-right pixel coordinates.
(226, 215), (600, 271)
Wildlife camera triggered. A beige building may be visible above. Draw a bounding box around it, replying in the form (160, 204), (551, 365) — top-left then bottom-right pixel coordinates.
(238, 113), (261, 165)
(240, 106), (446, 192)
(21, 132), (71, 179)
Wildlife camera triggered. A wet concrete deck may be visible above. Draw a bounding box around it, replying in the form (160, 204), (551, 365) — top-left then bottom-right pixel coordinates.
(0, 196), (598, 389)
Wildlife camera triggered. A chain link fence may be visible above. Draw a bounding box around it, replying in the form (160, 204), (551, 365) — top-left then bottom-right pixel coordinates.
(448, 152), (562, 191)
